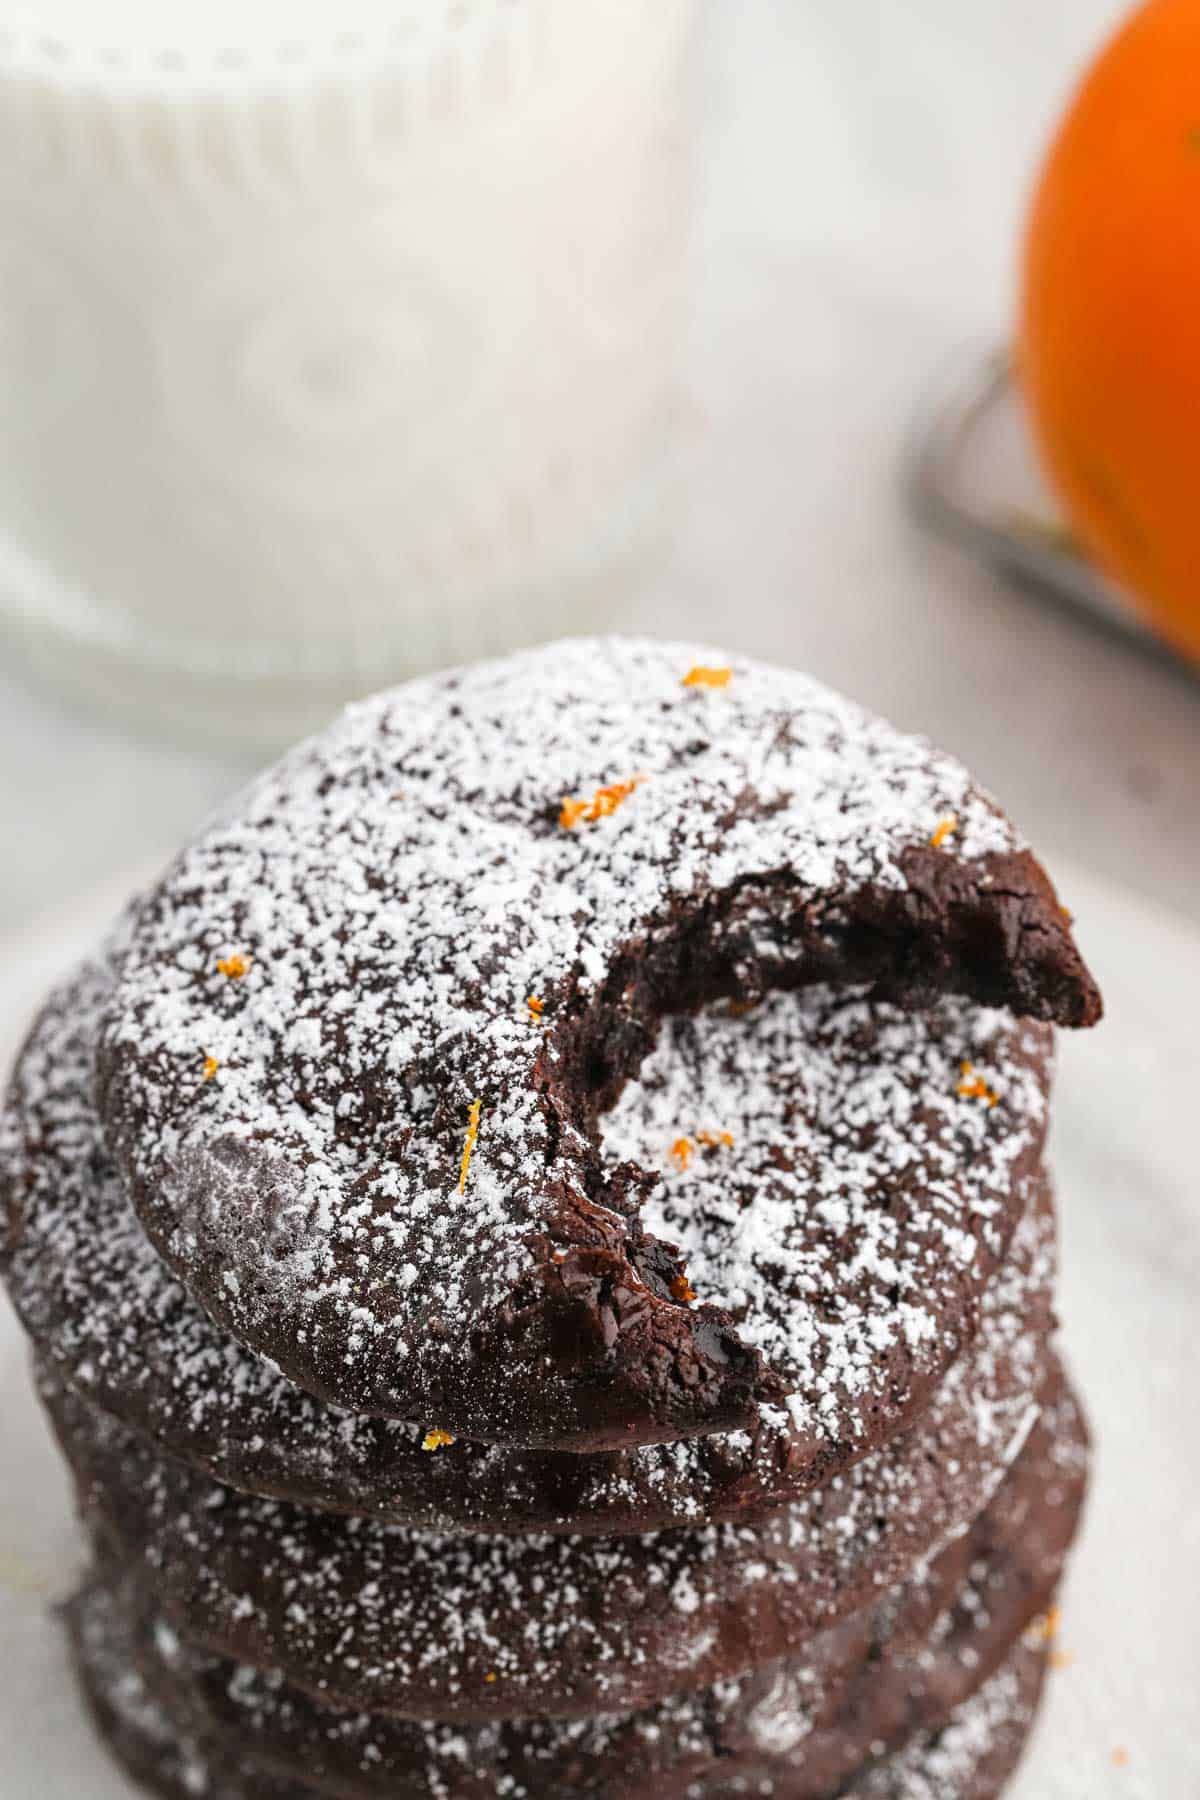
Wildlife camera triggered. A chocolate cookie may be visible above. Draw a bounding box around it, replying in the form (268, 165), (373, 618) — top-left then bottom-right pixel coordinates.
(65, 1575), (1051, 1800)
(693, 1643), (1049, 1800)
(3, 957), (1055, 1533)
(90, 639), (1099, 1449)
(42, 1364), (1086, 1725)
(72, 1377), (1083, 1800)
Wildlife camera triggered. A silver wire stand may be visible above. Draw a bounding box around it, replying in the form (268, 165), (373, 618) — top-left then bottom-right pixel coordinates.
(904, 344), (1194, 680)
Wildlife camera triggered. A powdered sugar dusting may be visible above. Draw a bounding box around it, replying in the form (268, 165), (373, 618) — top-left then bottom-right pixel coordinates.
(844, 1652), (1042, 1799)
(68, 1563), (1050, 1800)
(7, 956), (1049, 1532)
(46, 1341), (1074, 1726)
(687, 1651), (1043, 1798)
(602, 986), (1050, 1440)
(89, 637), (1042, 1433)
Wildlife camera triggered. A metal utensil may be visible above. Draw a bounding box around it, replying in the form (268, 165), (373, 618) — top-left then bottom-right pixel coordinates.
(905, 343), (1194, 679)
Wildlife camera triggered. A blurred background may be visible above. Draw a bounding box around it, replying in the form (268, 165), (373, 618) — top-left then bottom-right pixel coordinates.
(2, 0), (1195, 940)
(1, 7), (1199, 1797)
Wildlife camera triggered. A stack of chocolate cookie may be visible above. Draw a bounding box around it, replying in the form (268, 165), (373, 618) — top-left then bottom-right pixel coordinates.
(1, 640), (1101, 1800)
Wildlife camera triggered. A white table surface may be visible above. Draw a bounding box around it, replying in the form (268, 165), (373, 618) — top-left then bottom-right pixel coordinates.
(2, 2), (1198, 1796)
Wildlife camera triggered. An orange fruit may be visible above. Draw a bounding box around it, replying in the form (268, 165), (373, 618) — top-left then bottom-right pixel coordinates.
(1018, 0), (1200, 663)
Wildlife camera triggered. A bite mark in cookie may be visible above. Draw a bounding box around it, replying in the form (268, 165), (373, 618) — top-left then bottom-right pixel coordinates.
(6, 960), (1054, 1527)
(88, 640), (1099, 1447)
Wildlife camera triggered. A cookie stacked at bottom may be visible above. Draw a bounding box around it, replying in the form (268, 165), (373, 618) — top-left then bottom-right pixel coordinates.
(53, 1378), (1085, 1800)
(0, 642), (1101, 1798)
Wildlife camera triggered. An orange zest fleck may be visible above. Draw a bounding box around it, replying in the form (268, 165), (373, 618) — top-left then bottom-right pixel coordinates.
(1112, 1747), (1129, 1767)
(526, 995), (544, 1021)
(458, 1098), (482, 1194)
(1028, 1605), (1060, 1644)
(671, 1273), (697, 1303)
(484, 1671), (498, 1684)
(216, 952), (250, 979)
(1025, 1605), (1061, 1650)
(956, 1060), (1000, 1108)
(682, 665), (732, 689)
(421, 1428), (456, 1452)
(559, 776), (642, 830)
(202, 1056), (220, 1082)
(929, 814), (958, 849)
(672, 1131), (733, 1170)
(669, 1136), (694, 1171)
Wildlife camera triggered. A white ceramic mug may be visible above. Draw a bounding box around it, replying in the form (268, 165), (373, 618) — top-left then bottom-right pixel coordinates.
(0, 1), (694, 744)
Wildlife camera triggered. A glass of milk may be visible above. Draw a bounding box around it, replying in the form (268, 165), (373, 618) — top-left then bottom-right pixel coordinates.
(0, 1), (695, 745)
